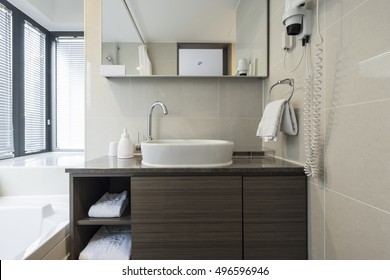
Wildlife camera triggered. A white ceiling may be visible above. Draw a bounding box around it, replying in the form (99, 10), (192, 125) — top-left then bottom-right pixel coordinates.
(102, 0), (240, 43)
(7, 0), (240, 42)
(7, 0), (83, 31)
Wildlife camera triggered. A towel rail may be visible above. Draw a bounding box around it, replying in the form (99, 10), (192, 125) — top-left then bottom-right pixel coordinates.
(268, 78), (295, 102)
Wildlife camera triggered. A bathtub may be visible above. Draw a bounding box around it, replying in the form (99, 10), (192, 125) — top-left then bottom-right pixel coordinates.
(0, 195), (69, 260)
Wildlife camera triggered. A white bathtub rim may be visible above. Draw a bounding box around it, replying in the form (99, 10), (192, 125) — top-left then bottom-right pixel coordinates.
(22, 220), (69, 260)
(0, 195), (69, 260)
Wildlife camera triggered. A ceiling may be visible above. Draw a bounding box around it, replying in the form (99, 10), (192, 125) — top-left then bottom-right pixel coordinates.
(102, 0), (240, 43)
(7, 0), (83, 31)
(7, 0), (240, 42)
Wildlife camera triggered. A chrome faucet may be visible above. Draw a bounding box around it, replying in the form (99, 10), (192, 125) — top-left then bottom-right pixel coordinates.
(147, 101), (168, 141)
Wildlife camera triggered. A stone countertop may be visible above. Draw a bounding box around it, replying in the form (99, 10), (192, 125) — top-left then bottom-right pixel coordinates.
(65, 155), (305, 176)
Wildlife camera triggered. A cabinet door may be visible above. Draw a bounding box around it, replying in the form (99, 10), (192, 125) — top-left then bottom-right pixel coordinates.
(243, 176), (307, 260)
(131, 176), (242, 260)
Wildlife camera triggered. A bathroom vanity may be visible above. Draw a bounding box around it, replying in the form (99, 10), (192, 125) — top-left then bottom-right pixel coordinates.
(66, 156), (307, 260)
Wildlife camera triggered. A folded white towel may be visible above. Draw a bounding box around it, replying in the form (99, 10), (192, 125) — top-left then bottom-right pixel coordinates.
(79, 226), (131, 260)
(256, 99), (298, 142)
(88, 191), (128, 218)
(256, 99), (285, 142)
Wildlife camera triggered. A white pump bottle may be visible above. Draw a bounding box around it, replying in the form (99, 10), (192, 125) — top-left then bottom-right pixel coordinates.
(117, 128), (134, 159)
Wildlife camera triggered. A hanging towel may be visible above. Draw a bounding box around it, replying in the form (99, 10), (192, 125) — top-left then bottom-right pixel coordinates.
(88, 191), (128, 218)
(138, 45), (152, 75)
(256, 99), (298, 142)
(280, 100), (298, 136)
(79, 226), (131, 260)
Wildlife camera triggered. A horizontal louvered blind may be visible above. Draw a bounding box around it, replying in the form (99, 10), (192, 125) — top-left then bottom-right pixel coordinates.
(0, 4), (14, 159)
(24, 21), (46, 153)
(56, 37), (85, 150)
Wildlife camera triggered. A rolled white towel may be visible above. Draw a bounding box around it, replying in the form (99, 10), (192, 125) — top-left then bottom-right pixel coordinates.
(79, 226), (131, 260)
(88, 191), (128, 218)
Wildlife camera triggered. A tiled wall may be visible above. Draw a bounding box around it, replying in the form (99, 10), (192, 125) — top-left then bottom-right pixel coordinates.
(87, 0), (390, 260)
(266, 0), (390, 259)
(85, 0), (263, 161)
(236, 0), (268, 76)
(102, 42), (177, 75)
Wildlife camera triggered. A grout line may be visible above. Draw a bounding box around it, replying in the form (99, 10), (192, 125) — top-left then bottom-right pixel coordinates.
(323, 0), (370, 33)
(271, 154), (304, 167)
(324, 97), (390, 111)
(269, 0), (285, 20)
(326, 188), (390, 215)
(323, 177), (326, 260)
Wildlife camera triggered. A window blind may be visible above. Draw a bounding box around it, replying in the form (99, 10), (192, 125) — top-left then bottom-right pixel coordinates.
(55, 37), (85, 150)
(0, 4), (14, 159)
(24, 21), (46, 153)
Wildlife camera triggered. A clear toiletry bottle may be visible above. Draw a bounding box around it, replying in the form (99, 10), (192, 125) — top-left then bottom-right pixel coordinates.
(117, 128), (134, 158)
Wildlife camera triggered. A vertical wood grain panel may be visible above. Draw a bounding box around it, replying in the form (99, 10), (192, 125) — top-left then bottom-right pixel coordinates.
(131, 176), (242, 260)
(243, 176), (307, 260)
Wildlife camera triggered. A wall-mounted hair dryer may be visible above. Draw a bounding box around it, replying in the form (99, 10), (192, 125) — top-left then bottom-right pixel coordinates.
(283, 0), (312, 44)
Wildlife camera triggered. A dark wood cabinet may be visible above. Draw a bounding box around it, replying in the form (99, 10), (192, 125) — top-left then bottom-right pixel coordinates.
(243, 176), (307, 259)
(69, 173), (307, 260)
(69, 175), (131, 260)
(131, 176), (242, 260)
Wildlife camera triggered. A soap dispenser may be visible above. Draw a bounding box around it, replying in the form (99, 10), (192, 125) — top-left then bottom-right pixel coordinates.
(117, 128), (134, 158)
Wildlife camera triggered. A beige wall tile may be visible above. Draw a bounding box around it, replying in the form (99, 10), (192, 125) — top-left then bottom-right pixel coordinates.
(268, 2), (288, 69)
(219, 78), (262, 118)
(158, 118), (220, 140)
(147, 43), (177, 75)
(325, 189), (390, 259)
(324, 0), (368, 29)
(324, 0), (390, 108)
(86, 117), (137, 160)
(147, 43), (177, 61)
(308, 182), (325, 259)
(265, 0), (390, 260)
(128, 77), (219, 119)
(324, 100), (390, 212)
(151, 60), (177, 76)
(270, 0), (284, 18)
(86, 78), (131, 119)
(219, 119), (262, 151)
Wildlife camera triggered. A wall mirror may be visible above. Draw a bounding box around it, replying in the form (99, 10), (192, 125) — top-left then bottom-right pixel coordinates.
(101, 0), (268, 77)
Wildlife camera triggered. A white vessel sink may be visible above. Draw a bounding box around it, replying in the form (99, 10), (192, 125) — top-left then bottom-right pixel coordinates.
(141, 139), (234, 167)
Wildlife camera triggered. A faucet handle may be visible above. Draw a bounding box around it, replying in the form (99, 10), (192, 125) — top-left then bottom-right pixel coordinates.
(134, 132), (142, 152)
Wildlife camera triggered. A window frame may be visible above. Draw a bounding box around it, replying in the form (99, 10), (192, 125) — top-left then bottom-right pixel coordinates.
(1, 0), (51, 157)
(0, 2), (14, 159)
(50, 32), (84, 152)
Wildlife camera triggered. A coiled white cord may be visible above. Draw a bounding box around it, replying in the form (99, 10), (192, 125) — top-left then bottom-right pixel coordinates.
(303, 0), (323, 177)
(283, 45), (306, 73)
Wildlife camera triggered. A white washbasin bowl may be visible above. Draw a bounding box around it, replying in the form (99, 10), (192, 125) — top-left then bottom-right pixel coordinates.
(141, 139), (234, 167)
